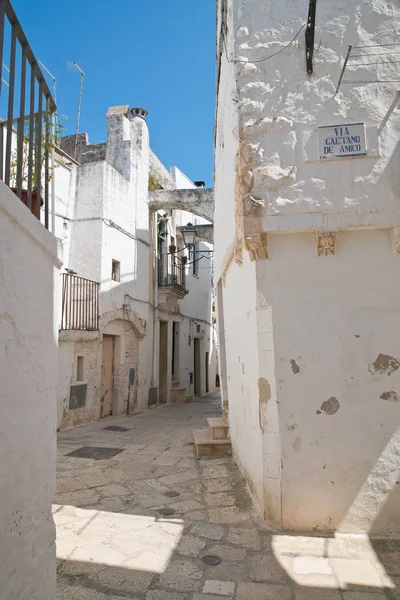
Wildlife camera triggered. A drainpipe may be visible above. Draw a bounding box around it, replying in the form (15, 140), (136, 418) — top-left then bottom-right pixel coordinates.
(151, 212), (158, 387)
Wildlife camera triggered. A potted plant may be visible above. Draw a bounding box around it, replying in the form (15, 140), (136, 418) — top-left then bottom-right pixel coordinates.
(10, 113), (66, 216)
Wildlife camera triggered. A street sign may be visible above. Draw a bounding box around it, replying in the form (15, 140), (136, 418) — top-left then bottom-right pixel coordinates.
(318, 123), (366, 159)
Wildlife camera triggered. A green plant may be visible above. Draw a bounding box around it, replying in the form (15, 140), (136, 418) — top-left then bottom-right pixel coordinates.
(148, 174), (162, 191)
(10, 112), (66, 192)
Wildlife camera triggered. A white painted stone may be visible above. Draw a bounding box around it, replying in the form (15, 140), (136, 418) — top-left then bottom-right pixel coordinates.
(0, 181), (61, 599)
(55, 107), (217, 428)
(215, 0), (400, 535)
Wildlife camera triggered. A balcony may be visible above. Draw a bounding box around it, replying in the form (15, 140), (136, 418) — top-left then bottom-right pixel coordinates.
(0, 0), (56, 229)
(158, 256), (188, 309)
(61, 273), (100, 331)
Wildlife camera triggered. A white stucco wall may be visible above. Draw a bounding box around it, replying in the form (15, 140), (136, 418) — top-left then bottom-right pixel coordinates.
(257, 230), (400, 535)
(0, 181), (61, 598)
(215, 0), (400, 534)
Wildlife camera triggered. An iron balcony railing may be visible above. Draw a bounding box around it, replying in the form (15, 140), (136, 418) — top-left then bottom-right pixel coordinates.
(0, 0), (56, 229)
(61, 273), (100, 331)
(158, 255), (188, 296)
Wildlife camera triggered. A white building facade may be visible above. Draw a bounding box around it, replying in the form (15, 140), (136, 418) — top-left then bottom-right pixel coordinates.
(215, 0), (400, 536)
(55, 106), (216, 430)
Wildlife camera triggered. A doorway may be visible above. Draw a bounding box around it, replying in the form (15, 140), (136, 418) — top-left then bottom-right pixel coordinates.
(194, 338), (201, 396)
(205, 351), (209, 393)
(159, 321), (168, 404)
(101, 335), (114, 417)
(172, 321), (180, 379)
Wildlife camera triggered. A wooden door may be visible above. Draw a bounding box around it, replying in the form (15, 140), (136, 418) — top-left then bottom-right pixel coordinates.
(101, 336), (114, 417)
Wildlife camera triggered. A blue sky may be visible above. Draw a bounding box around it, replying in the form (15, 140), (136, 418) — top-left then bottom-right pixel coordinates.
(12, 0), (216, 186)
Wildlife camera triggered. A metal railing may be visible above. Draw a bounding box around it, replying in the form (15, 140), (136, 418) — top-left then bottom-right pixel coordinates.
(158, 255), (188, 296)
(61, 274), (100, 331)
(0, 0), (56, 229)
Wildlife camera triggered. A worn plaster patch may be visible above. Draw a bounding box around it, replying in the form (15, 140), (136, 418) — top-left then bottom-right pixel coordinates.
(258, 377), (271, 404)
(258, 377), (271, 432)
(290, 359), (300, 374)
(286, 423), (298, 431)
(368, 354), (400, 376)
(319, 397), (340, 416)
(380, 391), (399, 402)
(292, 436), (302, 452)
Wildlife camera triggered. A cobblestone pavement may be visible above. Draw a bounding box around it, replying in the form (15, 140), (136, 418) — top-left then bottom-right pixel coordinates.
(56, 392), (400, 600)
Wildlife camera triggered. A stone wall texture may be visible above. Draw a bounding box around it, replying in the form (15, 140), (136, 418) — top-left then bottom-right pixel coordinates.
(215, 0), (400, 535)
(0, 181), (61, 598)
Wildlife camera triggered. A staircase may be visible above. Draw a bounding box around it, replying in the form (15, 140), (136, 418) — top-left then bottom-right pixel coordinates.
(171, 378), (193, 404)
(193, 416), (232, 457)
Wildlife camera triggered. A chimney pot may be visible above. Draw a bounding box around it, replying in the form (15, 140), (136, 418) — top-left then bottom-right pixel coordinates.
(130, 107), (148, 120)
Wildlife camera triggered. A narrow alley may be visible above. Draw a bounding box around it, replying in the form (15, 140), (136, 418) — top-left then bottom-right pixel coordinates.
(55, 394), (399, 600)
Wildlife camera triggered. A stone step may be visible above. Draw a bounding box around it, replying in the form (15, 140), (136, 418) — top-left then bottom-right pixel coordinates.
(207, 416), (230, 440)
(193, 429), (232, 457)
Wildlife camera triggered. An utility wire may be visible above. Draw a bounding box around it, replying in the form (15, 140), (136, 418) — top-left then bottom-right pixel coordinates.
(224, 22), (322, 64)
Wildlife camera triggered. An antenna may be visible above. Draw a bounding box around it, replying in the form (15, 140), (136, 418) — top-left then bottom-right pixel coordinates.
(67, 61), (85, 160)
(39, 60), (57, 103)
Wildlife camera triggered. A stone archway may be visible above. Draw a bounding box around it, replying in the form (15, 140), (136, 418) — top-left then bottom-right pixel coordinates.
(100, 309), (147, 416)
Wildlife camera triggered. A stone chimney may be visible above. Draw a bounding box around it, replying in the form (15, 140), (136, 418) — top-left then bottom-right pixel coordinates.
(106, 105), (131, 179)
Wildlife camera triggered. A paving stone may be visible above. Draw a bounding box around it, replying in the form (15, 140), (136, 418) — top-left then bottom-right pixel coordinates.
(204, 492), (236, 506)
(178, 458), (198, 468)
(326, 536), (377, 560)
(201, 465), (231, 479)
(191, 522), (225, 540)
(208, 506), (249, 524)
(193, 595), (231, 600)
(158, 560), (203, 591)
(293, 556), (332, 575)
(159, 470), (198, 485)
(57, 581), (137, 600)
(377, 552), (400, 575)
(227, 527), (261, 550)
(201, 560), (247, 583)
(202, 579), (235, 595)
(143, 478), (172, 493)
(330, 558), (383, 588)
(135, 493), (176, 508)
(146, 591), (188, 600)
(177, 535), (207, 557)
(96, 483), (130, 498)
(185, 510), (207, 521)
(207, 544), (247, 561)
(204, 478), (233, 493)
(294, 588), (342, 600)
(170, 499), (203, 513)
(56, 476), (88, 494)
(272, 534), (326, 557)
(92, 568), (155, 594)
(248, 554), (289, 583)
(236, 582), (292, 600)
(342, 594), (387, 600)
(152, 453), (183, 466)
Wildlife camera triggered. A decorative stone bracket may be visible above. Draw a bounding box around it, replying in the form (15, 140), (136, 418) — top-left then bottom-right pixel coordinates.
(245, 232), (268, 261)
(316, 231), (337, 256)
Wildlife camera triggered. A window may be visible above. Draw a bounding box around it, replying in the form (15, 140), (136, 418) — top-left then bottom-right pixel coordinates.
(112, 259), (121, 282)
(77, 356), (84, 382)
